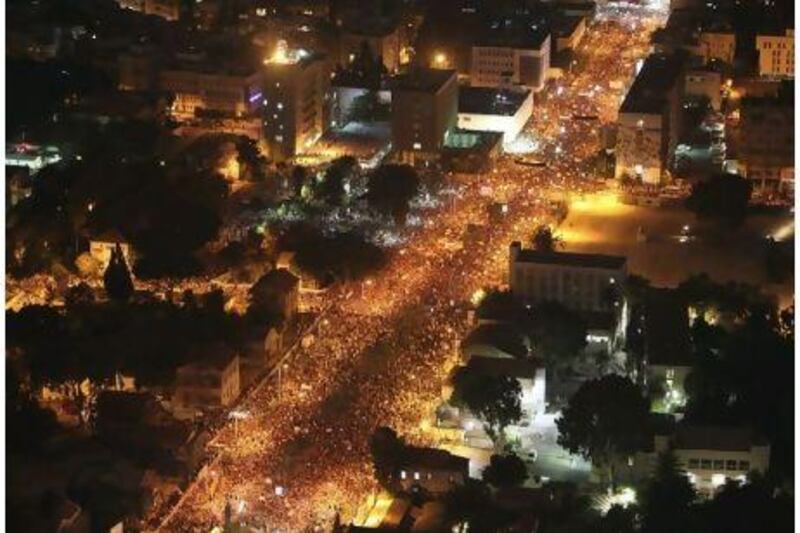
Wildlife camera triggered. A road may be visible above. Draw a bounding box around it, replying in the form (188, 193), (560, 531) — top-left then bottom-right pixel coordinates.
(154, 9), (664, 532)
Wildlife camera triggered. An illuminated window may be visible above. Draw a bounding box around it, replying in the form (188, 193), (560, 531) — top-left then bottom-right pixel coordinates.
(726, 460), (738, 470)
(711, 473), (726, 487)
(400, 470), (407, 480)
(414, 472), (421, 480)
(413, 142), (422, 150)
(634, 164), (643, 176)
(275, 135), (284, 142)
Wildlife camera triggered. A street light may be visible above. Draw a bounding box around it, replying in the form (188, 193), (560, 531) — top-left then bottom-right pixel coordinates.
(434, 52), (447, 68)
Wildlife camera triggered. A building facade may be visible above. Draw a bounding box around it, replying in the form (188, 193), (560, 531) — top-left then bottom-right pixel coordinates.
(340, 22), (401, 73)
(755, 29), (794, 78)
(160, 64), (263, 120)
(697, 31), (735, 65)
(391, 68), (458, 165)
(509, 242), (626, 312)
(471, 37), (551, 92)
(172, 352), (241, 415)
(396, 447), (469, 495)
(615, 53), (686, 184)
(457, 86), (533, 144)
(263, 50), (331, 161)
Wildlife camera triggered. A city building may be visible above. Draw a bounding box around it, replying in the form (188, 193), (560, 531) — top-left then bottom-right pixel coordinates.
(653, 426), (770, 497)
(340, 19), (401, 73)
(441, 129), (503, 173)
(508, 242), (627, 312)
(390, 68), (458, 165)
(159, 56), (263, 120)
(684, 67), (723, 110)
(615, 52), (687, 184)
(88, 230), (136, 269)
(249, 268), (300, 323)
(643, 288), (693, 411)
(553, 15), (587, 53)
(471, 18), (551, 92)
(262, 43), (331, 161)
(172, 346), (241, 416)
(396, 446), (469, 495)
(463, 356), (546, 420)
(117, 0), (181, 21)
(6, 166), (32, 208)
(755, 29), (794, 78)
(737, 83), (794, 193)
(5, 143), (62, 174)
(697, 30), (735, 66)
(457, 86), (533, 143)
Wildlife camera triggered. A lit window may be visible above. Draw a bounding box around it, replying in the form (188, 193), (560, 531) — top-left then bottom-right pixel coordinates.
(413, 142), (422, 150)
(637, 119), (644, 128)
(726, 460), (738, 470)
(277, 102), (284, 110)
(711, 473), (726, 487)
(275, 135), (284, 142)
(634, 164), (643, 176)
(400, 470), (407, 480)
(414, 472), (421, 480)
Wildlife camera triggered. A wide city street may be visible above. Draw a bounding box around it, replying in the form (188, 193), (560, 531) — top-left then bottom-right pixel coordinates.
(154, 7), (665, 532)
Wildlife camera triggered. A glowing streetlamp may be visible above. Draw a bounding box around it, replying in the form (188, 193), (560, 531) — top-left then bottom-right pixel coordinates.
(434, 52), (448, 68)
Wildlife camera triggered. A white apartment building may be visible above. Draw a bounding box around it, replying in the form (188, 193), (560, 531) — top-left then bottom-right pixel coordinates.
(508, 242), (627, 312)
(755, 29), (794, 78)
(471, 20), (551, 92)
(457, 86), (533, 143)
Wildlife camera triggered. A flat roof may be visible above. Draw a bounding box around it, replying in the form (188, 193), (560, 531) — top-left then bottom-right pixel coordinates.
(513, 248), (627, 270)
(675, 425), (766, 452)
(403, 446), (469, 471)
(619, 53), (686, 115)
(553, 14), (585, 38)
(476, 16), (550, 50)
(644, 288), (692, 366)
(392, 68), (456, 93)
(466, 355), (541, 380)
(458, 86), (531, 116)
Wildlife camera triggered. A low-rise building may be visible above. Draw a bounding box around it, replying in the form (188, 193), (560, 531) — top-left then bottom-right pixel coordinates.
(160, 55), (263, 120)
(5, 143), (62, 174)
(509, 242), (627, 312)
(396, 446), (469, 495)
(697, 30), (735, 66)
(457, 86), (533, 144)
(249, 268), (300, 323)
(615, 52), (687, 185)
(471, 18), (551, 92)
(755, 29), (794, 78)
(88, 230), (136, 269)
(391, 68), (458, 165)
(340, 19), (401, 73)
(643, 288), (693, 411)
(684, 67), (723, 111)
(172, 346), (241, 416)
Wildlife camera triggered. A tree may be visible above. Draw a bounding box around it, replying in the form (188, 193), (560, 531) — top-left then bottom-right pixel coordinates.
(686, 173), (752, 226)
(528, 301), (587, 370)
(592, 504), (638, 533)
(556, 375), (649, 488)
(450, 365), (522, 445)
(103, 244), (134, 302)
(236, 137), (266, 182)
(319, 156), (356, 205)
(290, 165), (308, 197)
(369, 427), (406, 491)
(695, 477), (793, 533)
(366, 164), (420, 226)
(640, 450), (697, 533)
(531, 224), (563, 252)
(482, 453), (528, 488)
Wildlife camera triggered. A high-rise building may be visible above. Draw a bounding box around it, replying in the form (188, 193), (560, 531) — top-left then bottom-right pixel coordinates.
(262, 42), (331, 161)
(390, 67), (458, 165)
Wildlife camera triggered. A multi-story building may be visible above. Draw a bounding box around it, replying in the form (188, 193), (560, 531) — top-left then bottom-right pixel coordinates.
(263, 45), (331, 161)
(457, 86), (533, 144)
(340, 19), (401, 73)
(172, 347), (241, 416)
(160, 56), (263, 120)
(471, 18), (551, 92)
(391, 67), (459, 165)
(396, 447), (469, 495)
(697, 30), (735, 66)
(615, 52), (687, 185)
(117, 0), (180, 21)
(508, 242), (627, 312)
(553, 14), (587, 53)
(684, 66), (723, 110)
(737, 84), (794, 193)
(755, 29), (794, 78)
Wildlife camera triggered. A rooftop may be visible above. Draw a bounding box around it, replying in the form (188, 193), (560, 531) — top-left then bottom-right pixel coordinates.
(402, 446), (469, 472)
(674, 425), (767, 452)
(644, 288), (692, 367)
(553, 14), (585, 38)
(391, 68), (456, 93)
(458, 86), (531, 116)
(512, 244), (627, 270)
(476, 16), (550, 50)
(466, 355), (541, 380)
(619, 53), (686, 115)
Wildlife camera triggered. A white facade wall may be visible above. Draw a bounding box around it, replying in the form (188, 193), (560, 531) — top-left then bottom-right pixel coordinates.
(456, 91), (533, 143)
